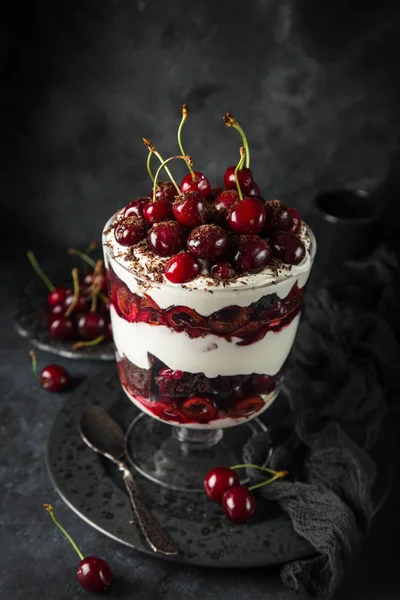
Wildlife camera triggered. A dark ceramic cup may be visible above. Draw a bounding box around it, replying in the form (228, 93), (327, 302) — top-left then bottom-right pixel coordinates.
(305, 188), (382, 274)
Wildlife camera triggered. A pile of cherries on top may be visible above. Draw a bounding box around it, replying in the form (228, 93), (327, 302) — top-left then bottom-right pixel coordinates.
(113, 108), (306, 284)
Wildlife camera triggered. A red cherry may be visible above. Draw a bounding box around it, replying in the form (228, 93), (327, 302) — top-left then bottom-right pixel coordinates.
(233, 235), (271, 272)
(213, 190), (240, 218)
(264, 199), (293, 233)
(148, 221), (186, 257)
(287, 206), (301, 234)
(228, 395), (265, 418)
(228, 197), (266, 234)
(114, 217), (148, 246)
(222, 486), (256, 523)
(204, 467), (240, 502)
(187, 225), (229, 260)
(173, 192), (208, 227)
(247, 182), (261, 197)
(249, 375), (276, 395)
(271, 232), (305, 265)
(40, 364), (70, 392)
(77, 556), (112, 594)
(124, 197), (149, 218)
(224, 166), (254, 194)
(143, 198), (173, 224)
(47, 287), (71, 307)
(164, 252), (200, 284)
(77, 312), (106, 340)
(181, 171), (211, 199)
(210, 261), (236, 280)
(48, 304), (65, 319)
(49, 317), (75, 340)
(82, 272), (94, 287)
(150, 180), (176, 202)
(181, 396), (218, 423)
(64, 293), (88, 314)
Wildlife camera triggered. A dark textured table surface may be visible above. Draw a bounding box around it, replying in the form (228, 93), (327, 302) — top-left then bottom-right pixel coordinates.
(1, 260), (400, 600)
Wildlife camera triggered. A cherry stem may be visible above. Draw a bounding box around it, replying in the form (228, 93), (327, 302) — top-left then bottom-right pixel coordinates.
(248, 470), (288, 492)
(223, 112), (250, 168)
(177, 104), (196, 180)
(230, 463), (284, 476)
(89, 260), (104, 312)
(26, 251), (55, 292)
(43, 504), (84, 561)
(153, 155), (193, 201)
(68, 248), (96, 268)
(234, 146), (246, 200)
(30, 350), (39, 379)
(143, 138), (180, 194)
(64, 268), (80, 318)
(72, 334), (106, 350)
(85, 241), (97, 254)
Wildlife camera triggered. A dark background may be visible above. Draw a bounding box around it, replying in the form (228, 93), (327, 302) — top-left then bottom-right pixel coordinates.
(2, 0), (400, 260)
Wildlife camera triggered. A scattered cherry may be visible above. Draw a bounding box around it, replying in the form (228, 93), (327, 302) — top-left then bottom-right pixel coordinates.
(271, 232), (305, 265)
(287, 206), (301, 234)
(143, 199), (173, 224)
(233, 235), (271, 272)
(148, 221), (186, 257)
(224, 166), (254, 195)
(77, 312), (106, 340)
(221, 486), (256, 523)
(48, 287), (71, 307)
(150, 180), (176, 202)
(43, 504), (111, 594)
(263, 199), (293, 233)
(203, 467), (240, 502)
(213, 190), (240, 218)
(164, 252), (200, 284)
(114, 217), (148, 246)
(211, 261), (236, 280)
(49, 316), (75, 340)
(181, 171), (212, 199)
(30, 351), (70, 392)
(77, 556), (112, 594)
(64, 293), (88, 314)
(173, 192), (208, 227)
(124, 197), (149, 218)
(228, 197), (266, 234)
(187, 224), (229, 260)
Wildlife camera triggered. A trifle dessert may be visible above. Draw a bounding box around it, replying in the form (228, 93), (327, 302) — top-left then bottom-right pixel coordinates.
(102, 108), (315, 431)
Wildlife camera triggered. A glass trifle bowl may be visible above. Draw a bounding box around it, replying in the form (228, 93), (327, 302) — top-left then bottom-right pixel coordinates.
(102, 204), (316, 492)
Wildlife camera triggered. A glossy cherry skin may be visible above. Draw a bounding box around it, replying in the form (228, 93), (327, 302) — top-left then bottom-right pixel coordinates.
(173, 192), (208, 228)
(150, 180), (177, 202)
(40, 364), (70, 392)
(247, 182), (261, 197)
(233, 235), (271, 272)
(114, 217), (148, 246)
(48, 316), (75, 340)
(181, 171), (212, 199)
(264, 200), (293, 233)
(148, 221), (186, 257)
(224, 166), (254, 194)
(143, 199), (173, 224)
(221, 486), (256, 523)
(210, 261), (236, 280)
(47, 287), (71, 307)
(124, 197), (149, 218)
(228, 198), (266, 234)
(213, 190), (240, 219)
(164, 252), (200, 284)
(271, 232), (305, 265)
(204, 467), (240, 502)
(64, 293), (89, 314)
(187, 225), (229, 260)
(76, 556), (112, 593)
(287, 206), (301, 234)
(77, 312), (106, 340)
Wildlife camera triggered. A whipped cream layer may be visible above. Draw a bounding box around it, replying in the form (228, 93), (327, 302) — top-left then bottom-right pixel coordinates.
(102, 210), (314, 316)
(110, 305), (300, 378)
(121, 381), (279, 430)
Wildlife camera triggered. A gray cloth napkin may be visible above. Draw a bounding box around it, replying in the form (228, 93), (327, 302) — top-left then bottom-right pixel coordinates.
(244, 248), (400, 598)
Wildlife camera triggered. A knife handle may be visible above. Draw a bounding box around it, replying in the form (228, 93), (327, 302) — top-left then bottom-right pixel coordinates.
(122, 469), (179, 556)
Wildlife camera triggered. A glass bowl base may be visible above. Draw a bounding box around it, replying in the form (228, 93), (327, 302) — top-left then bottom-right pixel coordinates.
(124, 414), (268, 493)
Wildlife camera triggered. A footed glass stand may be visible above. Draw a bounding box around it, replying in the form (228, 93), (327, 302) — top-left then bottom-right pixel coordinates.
(125, 414), (269, 492)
